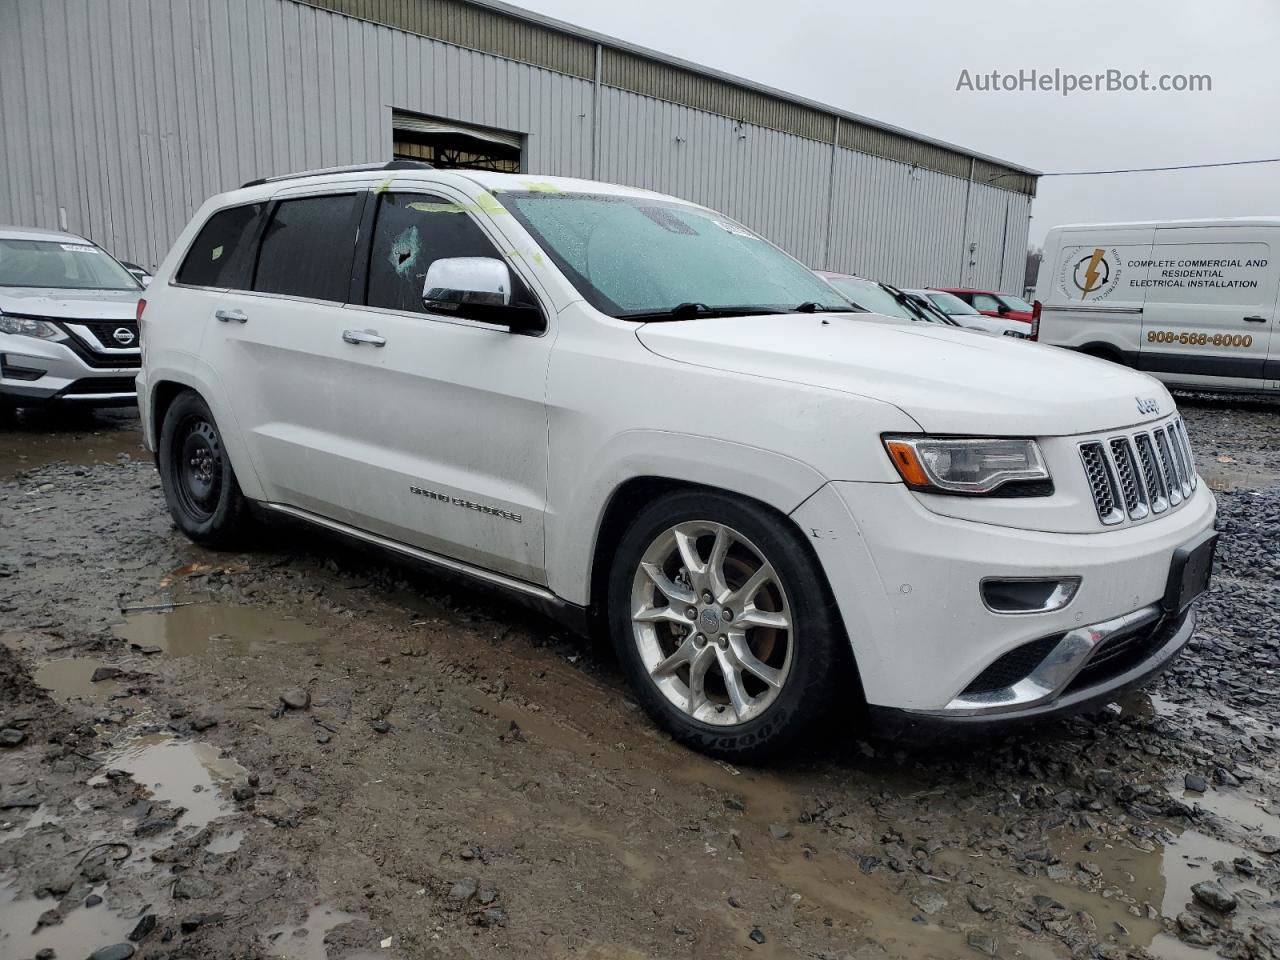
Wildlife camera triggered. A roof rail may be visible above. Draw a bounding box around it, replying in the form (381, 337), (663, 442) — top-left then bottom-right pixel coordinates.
(240, 159), (432, 189)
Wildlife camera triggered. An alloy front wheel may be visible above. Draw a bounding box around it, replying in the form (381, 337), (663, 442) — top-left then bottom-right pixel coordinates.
(608, 489), (847, 760)
(631, 521), (793, 725)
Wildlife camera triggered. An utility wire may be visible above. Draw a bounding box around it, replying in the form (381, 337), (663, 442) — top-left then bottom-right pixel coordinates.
(990, 156), (1280, 181)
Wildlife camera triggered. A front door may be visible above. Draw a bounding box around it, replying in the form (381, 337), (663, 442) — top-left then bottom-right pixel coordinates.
(316, 187), (554, 584)
(1138, 226), (1278, 388)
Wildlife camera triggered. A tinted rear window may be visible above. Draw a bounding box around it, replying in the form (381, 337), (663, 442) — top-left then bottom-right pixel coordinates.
(176, 203), (264, 288)
(253, 194), (363, 301)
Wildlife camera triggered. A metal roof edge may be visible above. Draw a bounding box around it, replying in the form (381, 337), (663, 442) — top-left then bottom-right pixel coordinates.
(463, 0), (1041, 177)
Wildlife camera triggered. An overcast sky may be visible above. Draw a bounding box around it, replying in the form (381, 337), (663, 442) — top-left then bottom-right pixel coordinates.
(514, 0), (1280, 248)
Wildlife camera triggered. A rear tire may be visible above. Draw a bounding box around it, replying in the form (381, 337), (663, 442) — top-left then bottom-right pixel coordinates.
(607, 489), (847, 761)
(157, 391), (252, 548)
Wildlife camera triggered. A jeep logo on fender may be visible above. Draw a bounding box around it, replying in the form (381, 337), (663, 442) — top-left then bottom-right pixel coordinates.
(1136, 396), (1160, 415)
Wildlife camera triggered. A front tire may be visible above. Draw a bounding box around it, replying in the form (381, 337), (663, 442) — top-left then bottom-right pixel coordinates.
(157, 391), (252, 548)
(607, 489), (847, 761)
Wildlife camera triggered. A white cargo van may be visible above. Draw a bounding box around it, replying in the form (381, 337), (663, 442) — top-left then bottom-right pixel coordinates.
(1035, 219), (1280, 392)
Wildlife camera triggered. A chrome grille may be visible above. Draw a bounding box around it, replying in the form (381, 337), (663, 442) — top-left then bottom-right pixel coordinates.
(1133, 433), (1169, 514)
(1079, 418), (1197, 527)
(1080, 442), (1123, 525)
(1169, 421), (1196, 495)
(1153, 429), (1182, 506)
(1108, 438), (1147, 519)
(1165, 424), (1190, 497)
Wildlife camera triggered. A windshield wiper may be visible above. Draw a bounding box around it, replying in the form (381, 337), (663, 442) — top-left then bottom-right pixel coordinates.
(880, 284), (957, 325)
(625, 302), (791, 322)
(793, 301), (838, 313)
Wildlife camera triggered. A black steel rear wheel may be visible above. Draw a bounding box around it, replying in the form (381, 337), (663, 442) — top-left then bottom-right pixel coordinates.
(158, 391), (252, 547)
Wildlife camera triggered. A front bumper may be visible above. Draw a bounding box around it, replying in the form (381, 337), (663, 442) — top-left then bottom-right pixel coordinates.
(876, 604), (1194, 732)
(791, 479), (1216, 714)
(1, 333), (139, 406)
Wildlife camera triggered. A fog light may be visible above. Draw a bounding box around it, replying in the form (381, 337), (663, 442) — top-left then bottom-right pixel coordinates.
(981, 577), (1080, 614)
(0, 355), (47, 381)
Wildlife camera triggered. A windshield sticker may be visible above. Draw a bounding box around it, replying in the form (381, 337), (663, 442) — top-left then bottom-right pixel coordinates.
(639, 206), (698, 235)
(711, 220), (758, 240)
(388, 225), (421, 276)
(59, 243), (96, 253)
(210, 245), (224, 261)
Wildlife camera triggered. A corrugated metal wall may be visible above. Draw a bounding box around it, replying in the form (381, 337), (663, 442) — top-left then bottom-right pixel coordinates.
(0, 0), (1031, 290)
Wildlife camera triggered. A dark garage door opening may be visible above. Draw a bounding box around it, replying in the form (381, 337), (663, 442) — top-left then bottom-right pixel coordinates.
(392, 111), (523, 173)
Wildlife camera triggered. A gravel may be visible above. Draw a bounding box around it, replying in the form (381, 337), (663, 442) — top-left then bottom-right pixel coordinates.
(0, 398), (1276, 960)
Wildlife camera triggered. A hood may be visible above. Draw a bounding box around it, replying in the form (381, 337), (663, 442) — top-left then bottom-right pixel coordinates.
(0, 286), (140, 320)
(636, 313), (1173, 436)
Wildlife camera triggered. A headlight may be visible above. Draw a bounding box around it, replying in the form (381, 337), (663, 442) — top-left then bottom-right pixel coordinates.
(883, 436), (1051, 496)
(0, 314), (64, 340)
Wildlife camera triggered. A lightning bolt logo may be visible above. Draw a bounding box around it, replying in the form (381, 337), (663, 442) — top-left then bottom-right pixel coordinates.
(1081, 248), (1106, 295)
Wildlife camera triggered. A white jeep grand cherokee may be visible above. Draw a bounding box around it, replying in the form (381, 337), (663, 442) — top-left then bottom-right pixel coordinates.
(137, 162), (1217, 759)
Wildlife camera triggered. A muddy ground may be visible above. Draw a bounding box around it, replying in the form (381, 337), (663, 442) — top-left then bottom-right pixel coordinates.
(1, 398), (1278, 960)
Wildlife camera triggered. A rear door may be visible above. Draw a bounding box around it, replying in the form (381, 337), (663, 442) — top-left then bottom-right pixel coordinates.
(1139, 226), (1277, 388)
(199, 186), (371, 521)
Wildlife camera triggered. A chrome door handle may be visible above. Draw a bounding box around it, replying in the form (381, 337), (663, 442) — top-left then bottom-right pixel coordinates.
(342, 329), (386, 347)
(1243, 315), (1268, 323)
(215, 309), (248, 324)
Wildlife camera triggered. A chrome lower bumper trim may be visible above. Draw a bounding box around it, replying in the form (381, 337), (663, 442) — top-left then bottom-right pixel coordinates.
(57, 392), (138, 401)
(910, 603), (1165, 718)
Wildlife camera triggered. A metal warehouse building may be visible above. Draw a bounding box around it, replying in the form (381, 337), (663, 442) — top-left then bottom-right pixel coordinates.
(0, 0), (1038, 289)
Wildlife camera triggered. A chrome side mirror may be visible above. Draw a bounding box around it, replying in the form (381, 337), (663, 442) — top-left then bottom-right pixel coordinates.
(423, 257), (511, 309)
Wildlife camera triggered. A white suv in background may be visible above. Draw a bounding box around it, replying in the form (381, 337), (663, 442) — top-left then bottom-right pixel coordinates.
(0, 226), (144, 413)
(138, 163), (1217, 758)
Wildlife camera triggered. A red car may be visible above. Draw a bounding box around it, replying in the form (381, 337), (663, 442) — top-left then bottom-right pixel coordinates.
(933, 288), (1034, 324)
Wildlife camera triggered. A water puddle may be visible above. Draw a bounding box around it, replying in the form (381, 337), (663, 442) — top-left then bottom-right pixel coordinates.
(1159, 828), (1271, 918)
(0, 421), (144, 480)
(264, 904), (361, 960)
(0, 880), (133, 960)
(32, 657), (124, 701)
(1149, 931), (1230, 959)
(1044, 817), (1275, 952)
(1023, 845), (1163, 945)
(2, 802), (60, 839)
(206, 828), (246, 854)
(113, 602), (327, 658)
(98, 734), (246, 832)
(1200, 467), (1278, 492)
(1174, 783), (1280, 838)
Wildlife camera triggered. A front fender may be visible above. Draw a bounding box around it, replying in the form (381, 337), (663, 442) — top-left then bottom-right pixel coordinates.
(545, 428), (830, 605)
